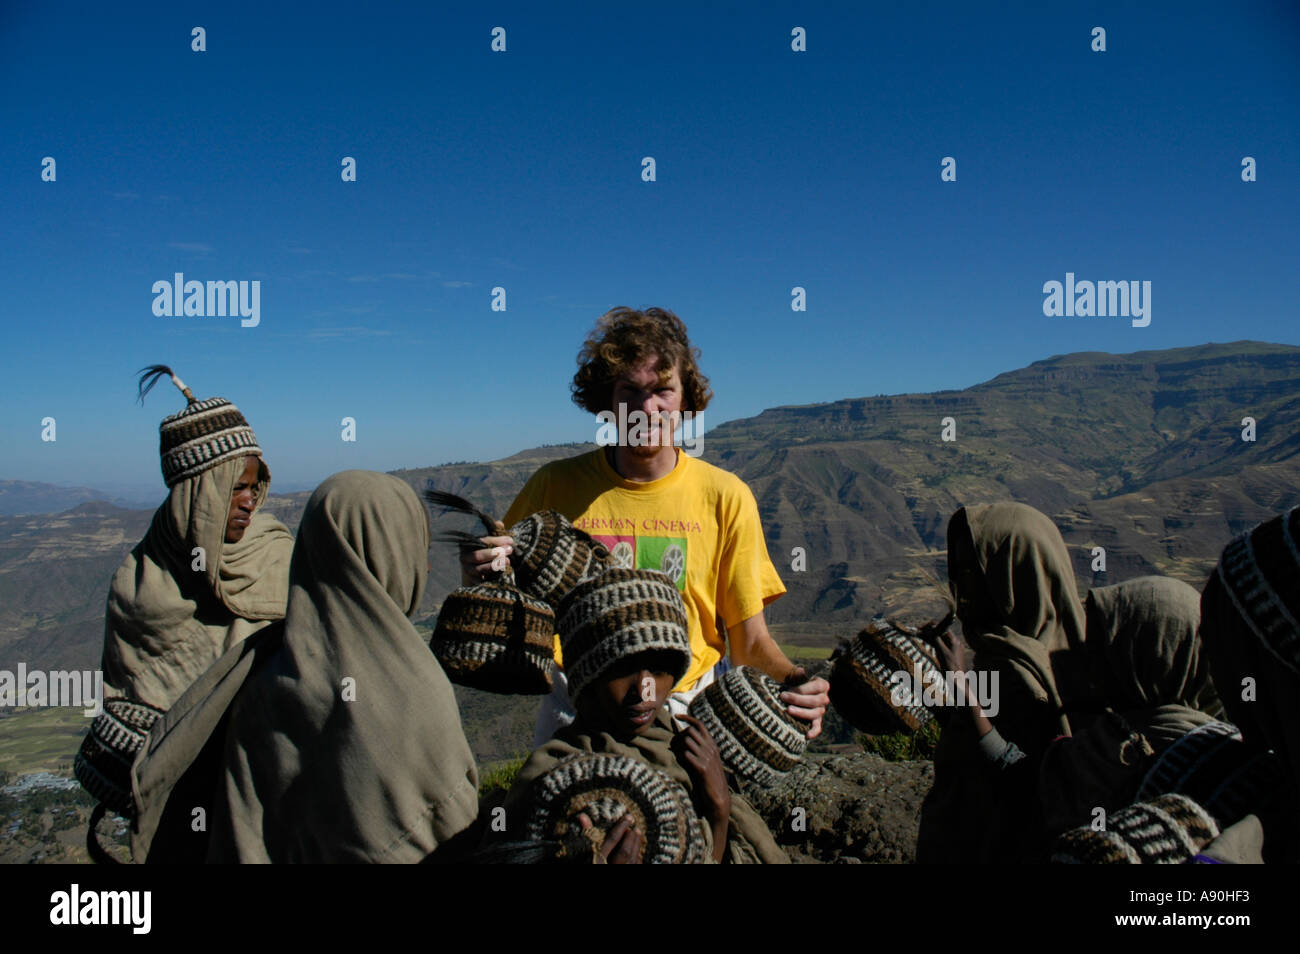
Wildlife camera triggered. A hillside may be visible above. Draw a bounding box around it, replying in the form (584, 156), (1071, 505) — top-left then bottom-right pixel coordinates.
(2, 340), (1297, 722)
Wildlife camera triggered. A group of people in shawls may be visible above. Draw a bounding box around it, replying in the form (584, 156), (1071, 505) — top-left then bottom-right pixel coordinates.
(77, 313), (1300, 865)
(918, 500), (1299, 864)
(130, 470), (787, 864)
(88, 305), (819, 864)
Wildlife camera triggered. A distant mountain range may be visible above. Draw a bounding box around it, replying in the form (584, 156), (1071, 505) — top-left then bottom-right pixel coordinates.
(0, 482), (159, 517)
(3, 340), (1298, 681)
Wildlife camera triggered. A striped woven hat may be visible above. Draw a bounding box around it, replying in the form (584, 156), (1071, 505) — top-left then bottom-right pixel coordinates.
(829, 616), (947, 735)
(137, 365), (262, 487)
(1136, 720), (1290, 827)
(431, 573), (557, 694)
(688, 665), (808, 786)
(556, 567), (691, 707)
(1051, 793), (1220, 864)
(1215, 507), (1300, 674)
(73, 698), (166, 818)
(525, 753), (707, 864)
(421, 493), (609, 610)
(508, 510), (611, 609)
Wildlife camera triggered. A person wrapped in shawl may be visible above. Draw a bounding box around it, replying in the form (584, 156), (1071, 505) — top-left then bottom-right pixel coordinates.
(940, 575), (1224, 857)
(206, 470), (479, 863)
(493, 567), (789, 864)
(1199, 505), (1300, 862)
(76, 367), (293, 841)
(917, 502), (1087, 863)
(102, 366), (292, 712)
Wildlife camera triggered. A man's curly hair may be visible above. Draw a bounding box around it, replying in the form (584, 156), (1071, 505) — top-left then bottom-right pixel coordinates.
(571, 307), (713, 415)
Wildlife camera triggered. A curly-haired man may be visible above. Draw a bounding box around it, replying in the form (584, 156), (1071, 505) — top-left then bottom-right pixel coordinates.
(463, 307), (830, 744)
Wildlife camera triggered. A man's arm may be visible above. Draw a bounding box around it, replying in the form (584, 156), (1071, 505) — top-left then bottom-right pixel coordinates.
(726, 611), (831, 740)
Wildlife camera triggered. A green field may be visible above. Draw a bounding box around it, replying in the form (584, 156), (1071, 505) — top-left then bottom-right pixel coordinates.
(778, 643), (832, 662)
(0, 707), (91, 777)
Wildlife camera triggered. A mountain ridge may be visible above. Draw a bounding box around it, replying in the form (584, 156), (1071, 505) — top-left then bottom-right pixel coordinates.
(2, 340), (1297, 680)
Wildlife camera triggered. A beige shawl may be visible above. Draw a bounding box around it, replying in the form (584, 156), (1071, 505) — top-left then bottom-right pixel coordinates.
(918, 502), (1087, 863)
(500, 712), (789, 864)
(130, 622), (284, 863)
(103, 456), (292, 710)
(207, 470), (479, 863)
(1037, 576), (1220, 841)
(948, 502), (1088, 743)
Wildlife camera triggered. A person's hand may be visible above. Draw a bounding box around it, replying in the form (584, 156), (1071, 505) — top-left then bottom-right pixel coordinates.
(935, 631), (975, 707)
(457, 520), (514, 585)
(779, 667), (830, 739)
(677, 714), (731, 821)
(579, 812), (642, 864)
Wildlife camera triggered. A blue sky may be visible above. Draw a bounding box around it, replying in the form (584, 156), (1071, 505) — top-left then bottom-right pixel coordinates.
(2, 1), (1297, 498)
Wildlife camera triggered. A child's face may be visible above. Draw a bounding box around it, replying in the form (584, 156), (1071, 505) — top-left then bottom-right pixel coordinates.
(583, 650), (681, 738)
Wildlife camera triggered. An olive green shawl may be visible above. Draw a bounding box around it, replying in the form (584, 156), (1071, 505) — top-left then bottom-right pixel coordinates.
(918, 502), (1087, 863)
(1037, 575), (1221, 842)
(207, 470), (479, 863)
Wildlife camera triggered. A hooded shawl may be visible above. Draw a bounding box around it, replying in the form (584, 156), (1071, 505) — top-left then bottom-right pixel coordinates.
(1201, 570), (1300, 861)
(207, 470), (479, 863)
(103, 456), (292, 711)
(918, 502), (1087, 863)
(1036, 576), (1221, 842)
(948, 503), (1088, 742)
(500, 712), (789, 864)
(129, 621), (284, 863)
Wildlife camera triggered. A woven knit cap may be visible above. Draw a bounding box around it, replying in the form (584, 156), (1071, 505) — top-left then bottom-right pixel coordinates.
(525, 753), (706, 864)
(556, 567), (690, 707)
(159, 396), (262, 487)
(688, 665), (809, 786)
(431, 574), (556, 694)
(1215, 507), (1300, 674)
(73, 698), (166, 817)
(508, 510), (611, 609)
(1136, 720), (1289, 827)
(1051, 793), (1220, 864)
(829, 618), (944, 736)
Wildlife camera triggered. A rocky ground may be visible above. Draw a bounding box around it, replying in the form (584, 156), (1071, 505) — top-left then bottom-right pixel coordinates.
(742, 751), (932, 863)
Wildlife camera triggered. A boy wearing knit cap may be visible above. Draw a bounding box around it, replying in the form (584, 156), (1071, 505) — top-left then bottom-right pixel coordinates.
(497, 567), (789, 863)
(462, 306), (830, 744)
(99, 366), (293, 712)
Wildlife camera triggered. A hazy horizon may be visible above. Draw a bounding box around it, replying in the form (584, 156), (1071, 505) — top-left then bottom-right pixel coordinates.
(3, 336), (1296, 507)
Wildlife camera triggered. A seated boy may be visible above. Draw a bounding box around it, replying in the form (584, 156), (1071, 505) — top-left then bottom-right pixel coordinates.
(497, 567), (788, 864)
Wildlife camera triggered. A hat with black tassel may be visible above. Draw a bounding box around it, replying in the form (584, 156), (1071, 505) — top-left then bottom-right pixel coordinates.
(137, 364), (264, 487)
(424, 490), (557, 694)
(424, 491), (610, 609)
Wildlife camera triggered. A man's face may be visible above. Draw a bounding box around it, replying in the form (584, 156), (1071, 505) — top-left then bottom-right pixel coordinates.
(224, 456), (261, 543)
(610, 354), (684, 458)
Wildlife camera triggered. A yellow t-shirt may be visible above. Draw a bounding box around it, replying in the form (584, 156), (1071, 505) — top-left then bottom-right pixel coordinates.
(502, 448), (786, 693)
